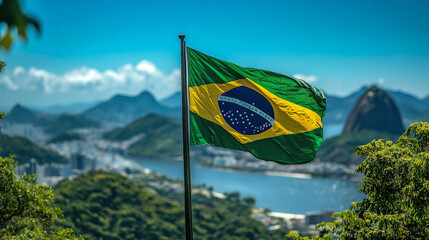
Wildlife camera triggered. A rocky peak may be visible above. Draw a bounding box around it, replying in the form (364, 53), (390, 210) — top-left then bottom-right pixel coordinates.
(342, 85), (404, 135)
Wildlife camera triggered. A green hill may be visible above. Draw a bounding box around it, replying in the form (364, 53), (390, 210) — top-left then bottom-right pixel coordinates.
(0, 134), (68, 164)
(103, 114), (181, 158)
(44, 114), (100, 135)
(5, 104), (36, 124)
(316, 130), (399, 165)
(54, 170), (287, 240)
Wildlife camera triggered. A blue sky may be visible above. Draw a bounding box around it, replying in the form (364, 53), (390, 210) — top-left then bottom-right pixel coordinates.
(1, 0), (429, 107)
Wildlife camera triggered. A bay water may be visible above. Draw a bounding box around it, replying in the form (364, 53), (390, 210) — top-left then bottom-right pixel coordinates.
(135, 124), (363, 214)
(135, 158), (363, 214)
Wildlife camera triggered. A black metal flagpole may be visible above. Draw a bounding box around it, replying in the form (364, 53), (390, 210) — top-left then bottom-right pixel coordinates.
(179, 34), (194, 240)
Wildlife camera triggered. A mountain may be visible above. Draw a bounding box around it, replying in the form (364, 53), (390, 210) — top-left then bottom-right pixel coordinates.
(32, 101), (101, 114)
(44, 114), (101, 135)
(103, 114), (181, 158)
(5, 104), (37, 124)
(0, 134), (68, 164)
(83, 91), (180, 124)
(160, 91), (181, 108)
(423, 95), (429, 107)
(342, 86), (404, 135)
(3, 104), (56, 127)
(317, 86), (405, 166)
(418, 110), (429, 122)
(318, 87), (367, 125)
(323, 86), (429, 126)
(388, 90), (429, 112)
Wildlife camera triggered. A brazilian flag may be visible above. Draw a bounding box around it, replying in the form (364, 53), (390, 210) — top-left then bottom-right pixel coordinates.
(187, 48), (326, 164)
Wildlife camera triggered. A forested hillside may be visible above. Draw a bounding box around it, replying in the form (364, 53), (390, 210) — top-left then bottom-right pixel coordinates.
(54, 170), (287, 240)
(0, 134), (68, 164)
(103, 114), (181, 158)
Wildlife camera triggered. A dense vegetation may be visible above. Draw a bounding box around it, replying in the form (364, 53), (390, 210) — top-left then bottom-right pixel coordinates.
(0, 155), (81, 239)
(287, 122), (429, 239)
(316, 129), (399, 165)
(44, 114), (100, 135)
(54, 170), (287, 240)
(47, 132), (82, 144)
(0, 134), (68, 164)
(103, 114), (181, 158)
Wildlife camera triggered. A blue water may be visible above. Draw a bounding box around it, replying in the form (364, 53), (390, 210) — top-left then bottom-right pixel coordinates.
(323, 124), (343, 138)
(132, 124), (362, 214)
(134, 158), (363, 214)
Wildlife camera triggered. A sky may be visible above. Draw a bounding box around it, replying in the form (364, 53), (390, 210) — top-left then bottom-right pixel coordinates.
(1, 0), (429, 108)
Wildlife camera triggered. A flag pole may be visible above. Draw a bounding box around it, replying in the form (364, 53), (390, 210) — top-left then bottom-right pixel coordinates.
(179, 34), (194, 240)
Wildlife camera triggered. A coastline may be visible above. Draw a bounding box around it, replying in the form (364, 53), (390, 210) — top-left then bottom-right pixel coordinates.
(131, 157), (361, 181)
(264, 171), (312, 179)
(268, 211), (305, 220)
(205, 166), (313, 179)
(203, 165), (361, 181)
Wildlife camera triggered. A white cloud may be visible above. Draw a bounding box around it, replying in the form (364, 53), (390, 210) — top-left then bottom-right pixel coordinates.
(136, 60), (156, 74)
(13, 66), (25, 75)
(377, 78), (385, 85)
(0, 62), (181, 99)
(293, 73), (317, 83)
(0, 76), (19, 90)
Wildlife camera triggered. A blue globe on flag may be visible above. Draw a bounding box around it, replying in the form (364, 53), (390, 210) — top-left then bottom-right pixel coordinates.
(218, 86), (275, 135)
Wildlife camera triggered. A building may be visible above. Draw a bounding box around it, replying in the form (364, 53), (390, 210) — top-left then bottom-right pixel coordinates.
(71, 153), (86, 173)
(44, 164), (62, 177)
(305, 210), (335, 225)
(24, 158), (37, 176)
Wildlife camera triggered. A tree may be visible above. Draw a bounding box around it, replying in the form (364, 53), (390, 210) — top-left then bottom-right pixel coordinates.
(207, 186), (214, 197)
(0, 0), (41, 51)
(0, 112), (5, 133)
(286, 122), (429, 239)
(225, 191), (241, 202)
(0, 155), (82, 239)
(0, 61), (5, 72)
(242, 196), (256, 206)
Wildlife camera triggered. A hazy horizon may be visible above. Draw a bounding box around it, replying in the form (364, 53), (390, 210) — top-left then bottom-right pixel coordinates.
(1, 81), (427, 113)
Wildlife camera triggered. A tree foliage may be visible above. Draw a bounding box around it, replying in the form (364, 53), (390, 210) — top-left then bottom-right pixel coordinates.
(0, 155), (81, 239)
(0, 112), (5, 134)
(0, 61), (5, 73)
(286, 122), (429, 239)
(0, 0), (41, 51)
